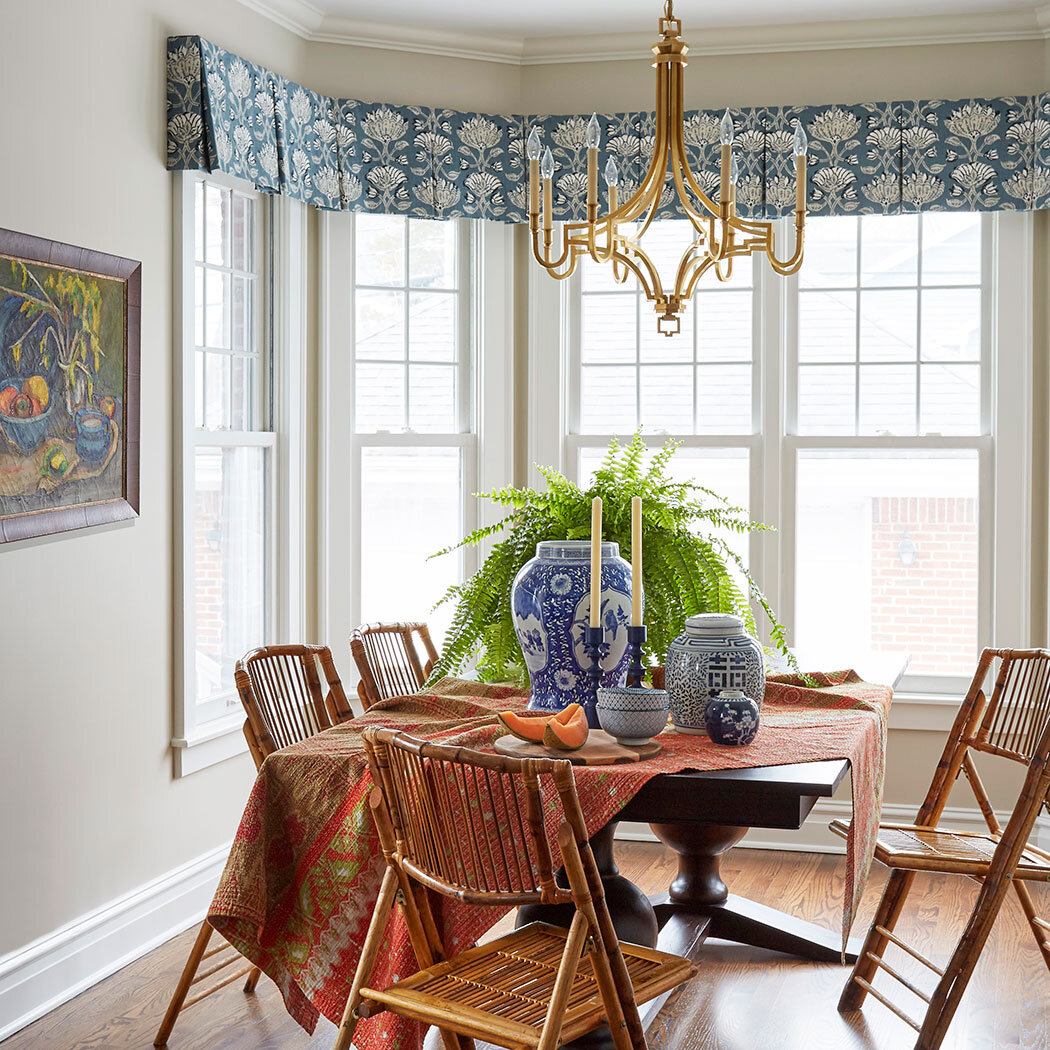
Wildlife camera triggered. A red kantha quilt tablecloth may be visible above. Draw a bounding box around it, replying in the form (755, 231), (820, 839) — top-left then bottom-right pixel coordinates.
(209, 671), (890, 1049)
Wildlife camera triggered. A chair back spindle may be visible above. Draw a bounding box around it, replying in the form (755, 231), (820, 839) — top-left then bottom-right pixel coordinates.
(351, 622), (438, 709)
(364, 730), (567, 906)
(235, 644), (352, 759)
(973, 649), (1050, 763)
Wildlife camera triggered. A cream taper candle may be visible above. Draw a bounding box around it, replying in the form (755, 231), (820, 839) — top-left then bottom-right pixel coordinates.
(631, 496), (642, 626)
(590, 496), (602, 628)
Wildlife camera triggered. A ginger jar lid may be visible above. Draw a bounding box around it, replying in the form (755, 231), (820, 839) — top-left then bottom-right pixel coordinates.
(684, 613), (745, 636)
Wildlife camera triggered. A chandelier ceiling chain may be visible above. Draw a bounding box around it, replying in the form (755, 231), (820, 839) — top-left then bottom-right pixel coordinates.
(526, 1), (808, 335)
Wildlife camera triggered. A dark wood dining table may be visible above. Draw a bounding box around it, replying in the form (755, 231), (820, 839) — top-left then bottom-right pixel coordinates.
(520, 757), (859, 959)
(515, 758), (860, 1050)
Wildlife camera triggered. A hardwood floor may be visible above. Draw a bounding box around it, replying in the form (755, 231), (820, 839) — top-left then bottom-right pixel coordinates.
(4, 844), (1049, 1049)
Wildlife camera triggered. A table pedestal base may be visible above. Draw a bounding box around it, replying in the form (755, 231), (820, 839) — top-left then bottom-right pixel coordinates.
(648, 821), (861, 964)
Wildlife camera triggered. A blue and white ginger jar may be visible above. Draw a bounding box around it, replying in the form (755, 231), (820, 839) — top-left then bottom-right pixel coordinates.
(705, 689), (761, 746)
(665, 613), (765, 735)
(511, 540), (633, 721)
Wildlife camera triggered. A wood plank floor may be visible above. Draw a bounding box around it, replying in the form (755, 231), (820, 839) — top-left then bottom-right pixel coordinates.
(4, 843), (1049, 1049)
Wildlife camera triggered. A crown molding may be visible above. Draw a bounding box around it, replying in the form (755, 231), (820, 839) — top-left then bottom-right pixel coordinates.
(236, 0), (1050, 65)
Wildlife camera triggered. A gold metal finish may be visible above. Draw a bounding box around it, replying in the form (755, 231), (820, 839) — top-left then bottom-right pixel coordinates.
(527, 3), (807, 334)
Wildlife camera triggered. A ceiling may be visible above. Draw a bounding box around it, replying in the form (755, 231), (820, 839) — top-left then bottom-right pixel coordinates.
(240, 0), (1050, 62)
(300, 0), (1040, 37)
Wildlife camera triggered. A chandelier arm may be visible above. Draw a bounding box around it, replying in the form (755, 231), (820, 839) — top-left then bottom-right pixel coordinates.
(531, 225), (581, 277)
(668, 62), (721, 218)
(681, 243), (753, 299)
(619, 241), (662, 302)
(606, 246), (659, 301)
(765, 213), (806, 275)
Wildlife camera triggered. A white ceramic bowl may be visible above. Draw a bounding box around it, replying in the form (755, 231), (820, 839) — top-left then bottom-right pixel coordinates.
(596, 687), (669, 745)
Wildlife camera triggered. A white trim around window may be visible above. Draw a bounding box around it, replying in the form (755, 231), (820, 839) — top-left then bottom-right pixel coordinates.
(171, 172), (306, 777)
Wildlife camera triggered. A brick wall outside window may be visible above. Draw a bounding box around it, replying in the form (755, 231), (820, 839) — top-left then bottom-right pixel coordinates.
(871, 496), (978, 676)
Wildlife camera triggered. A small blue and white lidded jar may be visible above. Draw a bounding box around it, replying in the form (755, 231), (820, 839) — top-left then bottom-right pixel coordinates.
(665, 613), (765, 735)
(705, 690), (761, 746)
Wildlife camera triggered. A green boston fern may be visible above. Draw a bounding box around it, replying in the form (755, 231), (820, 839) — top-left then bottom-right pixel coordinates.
(427, 431), (793, 685)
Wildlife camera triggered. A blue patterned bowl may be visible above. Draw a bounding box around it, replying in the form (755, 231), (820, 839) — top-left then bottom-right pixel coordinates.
(596, 687), (669, 745)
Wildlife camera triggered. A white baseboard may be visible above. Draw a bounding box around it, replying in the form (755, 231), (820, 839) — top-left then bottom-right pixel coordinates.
(616, 799), (1027, 855)
(0, 841), (232, 1043)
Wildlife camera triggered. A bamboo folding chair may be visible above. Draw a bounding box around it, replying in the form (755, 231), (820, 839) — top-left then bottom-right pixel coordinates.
(832, 647), (1050, 1050)
(154, 644), (352, 1046)
(333, 728), (696, 1050)
(350, 621), (438, 709)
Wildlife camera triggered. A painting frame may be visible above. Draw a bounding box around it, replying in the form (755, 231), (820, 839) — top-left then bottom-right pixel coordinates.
(0, 228), (140, 543)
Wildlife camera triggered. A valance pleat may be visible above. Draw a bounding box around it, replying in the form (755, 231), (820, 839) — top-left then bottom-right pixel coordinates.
(167, 35), (1050, 219)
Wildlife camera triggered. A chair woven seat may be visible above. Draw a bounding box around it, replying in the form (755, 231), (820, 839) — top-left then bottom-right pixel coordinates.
(362, 922), (693, 1046)
(872, 824), (1050, 879)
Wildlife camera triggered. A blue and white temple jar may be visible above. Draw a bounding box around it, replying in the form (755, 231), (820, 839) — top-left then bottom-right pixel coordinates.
(511, 540), (633, 722)
(665, 613), (765, 735)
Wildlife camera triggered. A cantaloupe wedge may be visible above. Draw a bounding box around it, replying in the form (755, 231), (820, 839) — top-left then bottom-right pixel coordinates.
(542, 705), (589, 750)
(497, 703), (583, 743)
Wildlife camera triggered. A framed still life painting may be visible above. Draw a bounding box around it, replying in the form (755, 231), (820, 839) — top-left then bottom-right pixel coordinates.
(0, 229), (140, 543)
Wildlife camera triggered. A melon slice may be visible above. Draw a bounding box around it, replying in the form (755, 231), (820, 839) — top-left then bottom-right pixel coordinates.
(498, 711), (549, 742)
(497, 703), (584, 743)
(543, 706), (589, 750)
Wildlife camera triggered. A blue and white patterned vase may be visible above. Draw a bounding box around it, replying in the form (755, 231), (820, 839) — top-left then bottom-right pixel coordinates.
(511, 540), (633, 726)
(705, 689), (761, 746)
(665, 613), (765, 735)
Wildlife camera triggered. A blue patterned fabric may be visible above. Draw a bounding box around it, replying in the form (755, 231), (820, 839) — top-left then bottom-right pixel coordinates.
(167, 35), (1050, 219)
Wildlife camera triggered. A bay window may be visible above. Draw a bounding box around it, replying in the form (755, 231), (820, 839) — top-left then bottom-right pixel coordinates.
(550, 210), (1030, 700)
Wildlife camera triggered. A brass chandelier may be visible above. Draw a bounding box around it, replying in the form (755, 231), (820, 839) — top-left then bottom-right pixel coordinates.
(526, 0), (808, 335)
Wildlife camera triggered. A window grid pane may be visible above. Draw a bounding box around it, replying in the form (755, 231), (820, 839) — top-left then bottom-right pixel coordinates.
(354, 217), (462, 434)
(194, 182), (262, 432)
(796, 213), (983, 437)
(578, 219), (754, 436)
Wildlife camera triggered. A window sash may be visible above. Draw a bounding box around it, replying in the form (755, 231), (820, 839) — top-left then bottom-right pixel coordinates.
(177, 171), (278, 749)
(348, 217), (478, 646)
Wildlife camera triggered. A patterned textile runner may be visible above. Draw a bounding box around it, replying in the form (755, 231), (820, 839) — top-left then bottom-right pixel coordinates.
(209, 672), (889, 1049)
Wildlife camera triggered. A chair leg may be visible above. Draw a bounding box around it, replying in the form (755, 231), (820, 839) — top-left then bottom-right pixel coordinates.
(243, 966), (262, 993)
(333, 867), (399, 1050)
(155, 921), (214, 1046)
(839, 869), (917, 1012)
(915, 876), (1014, 1050)
(536, 913), (588, 1050)
(1010, 879), (1050, 974)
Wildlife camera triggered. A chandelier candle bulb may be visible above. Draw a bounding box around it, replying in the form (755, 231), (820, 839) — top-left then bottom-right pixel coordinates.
(793, 120), (808, 213)
(631, 496), (643, 626)
(720, 107), (735, 145)
(526, 127), (542, 220)
(590, 496), (602, 628)
(541, 147), (554, 243)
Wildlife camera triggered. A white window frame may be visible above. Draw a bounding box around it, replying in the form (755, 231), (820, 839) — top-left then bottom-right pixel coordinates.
(319, 214), (513, 691)
(541, 211), (1032, 717)
(172, 171), (307, 776)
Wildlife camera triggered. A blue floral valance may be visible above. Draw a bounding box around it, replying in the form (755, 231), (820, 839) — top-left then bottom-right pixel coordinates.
(168, 34), (1050, 220)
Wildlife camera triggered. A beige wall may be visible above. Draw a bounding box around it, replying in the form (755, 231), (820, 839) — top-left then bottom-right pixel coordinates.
(520, 39), (1049, 113)
(1, 3), (1047, 961)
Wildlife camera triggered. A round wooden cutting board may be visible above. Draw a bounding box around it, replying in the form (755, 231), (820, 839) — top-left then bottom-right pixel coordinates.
(493, 729), (662, 765)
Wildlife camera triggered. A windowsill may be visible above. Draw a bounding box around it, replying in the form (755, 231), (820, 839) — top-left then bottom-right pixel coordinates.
(889, 690), (962, 733)
(171, 712), (249, 777)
